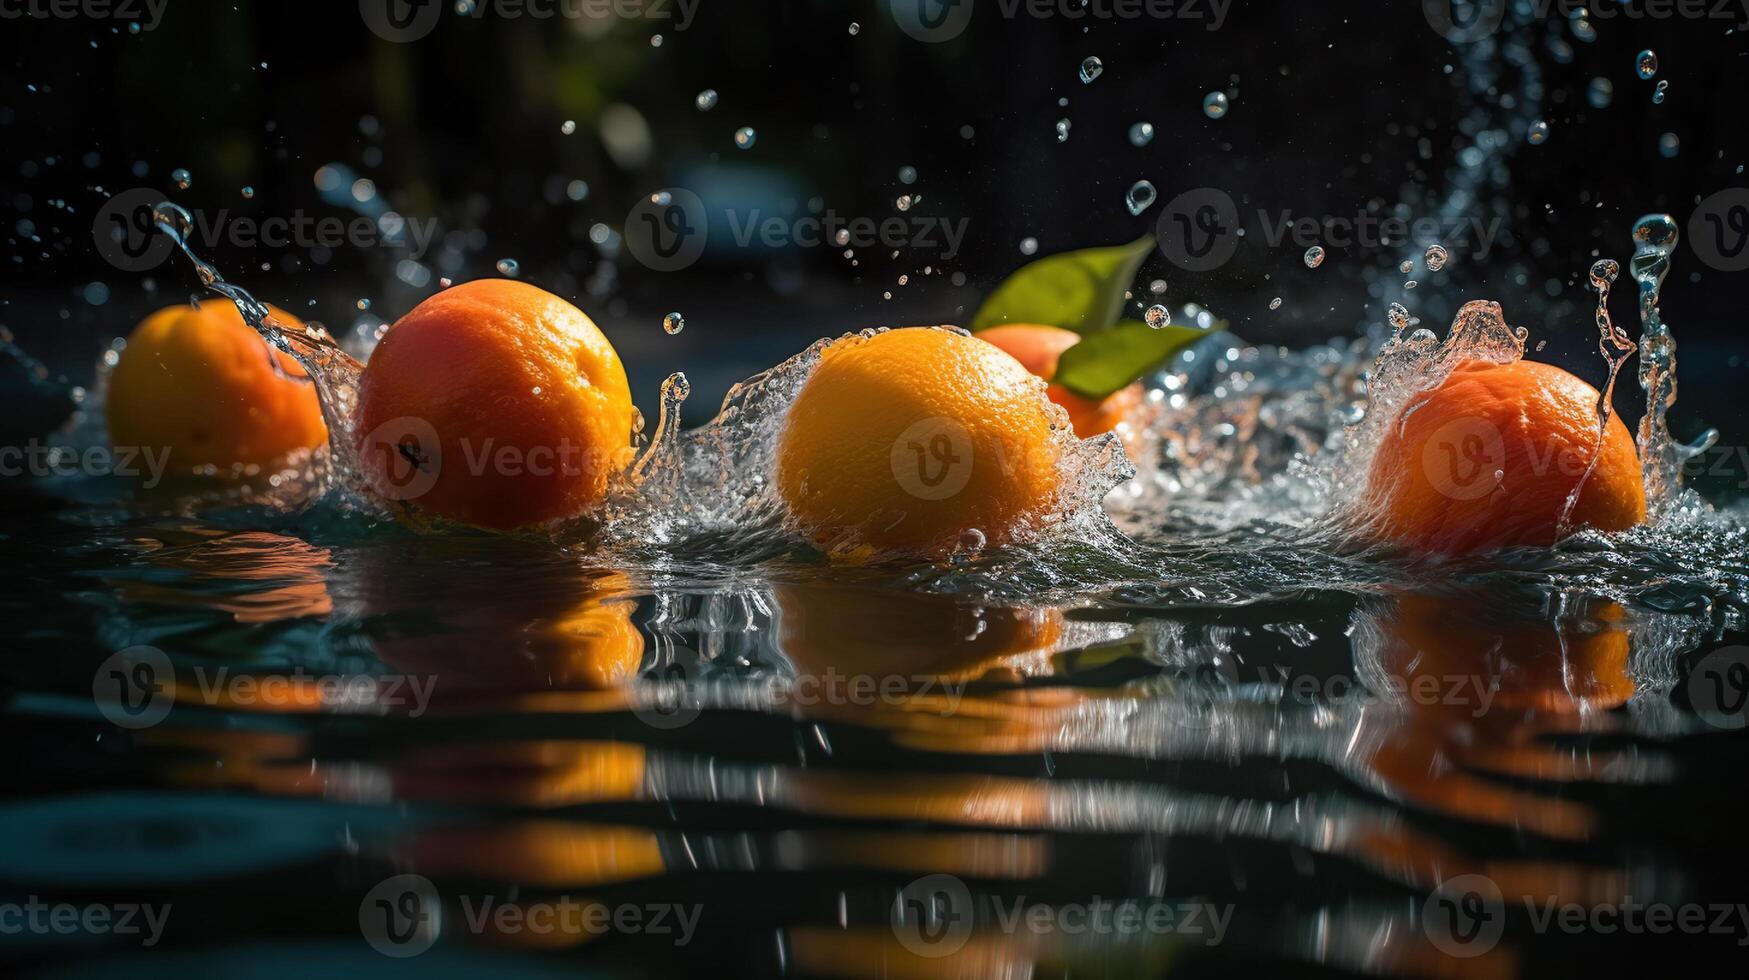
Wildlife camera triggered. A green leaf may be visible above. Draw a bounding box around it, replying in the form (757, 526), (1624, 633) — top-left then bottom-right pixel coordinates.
(1053, 319), (1207, 400)
(969, 235), (1155, 335)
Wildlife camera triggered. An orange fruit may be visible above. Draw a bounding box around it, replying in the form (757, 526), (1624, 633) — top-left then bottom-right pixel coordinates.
(976, 323), (1145, 439)
(775, 327), (1066, 556)
(1363, 358), (1645, 555)
(354, 279), (634, 530)
(106, 302), (327, 468)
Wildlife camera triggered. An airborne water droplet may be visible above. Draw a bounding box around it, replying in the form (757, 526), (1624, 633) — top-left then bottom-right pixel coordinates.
(1144, 304), (1171, 329)
(1398, 259), (1415, 274)
(662, 311), (684, 335)
(1128, 121), (1154, 147)
(1055, 118), (1071, 142)
(1424, 244), (1448, 271)
(1125, 180), (1157, 216)
(1636, 49), (1659, 79)
(1528, 120), (1550, 144)
(1658, 132), (1680, 158)
(898, 165), (918, 185)
(734, 126), (757, 150)
(496, 258), (520, 277)
(1079, 56), (1103, 84)
(1202, 91), (1229, 119)
(1303, 245), (1325, 269)
(1019, 237), (1039, 256)
(1268, 297), (1283, 310)
(170, 168), (192, 190)
(1387, 302), (1410, 333)
(695, 88), (718, 112)
(1652, 80), (1669, 105)
(1588, 76), (1614, 109)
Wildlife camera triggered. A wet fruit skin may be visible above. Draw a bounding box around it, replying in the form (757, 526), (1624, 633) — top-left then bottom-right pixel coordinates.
(775, 327), (1064, 557)
(1364, 358), (1645, 555)
(106, 302), (327, 468)
(976, 323), (1145, 439)
(354, 279), (634, 531)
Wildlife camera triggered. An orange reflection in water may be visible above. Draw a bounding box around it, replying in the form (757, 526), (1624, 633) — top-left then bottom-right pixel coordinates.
(113, 526), (334, 622)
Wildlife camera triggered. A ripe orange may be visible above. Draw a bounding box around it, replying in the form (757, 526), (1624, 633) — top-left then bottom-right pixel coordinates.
(976, 323), (1145, 439)
(106, 301), (327, 468)
(1363, 358), (1645, 555)
(354, 279), (634, 530)
(775, 327), (1066, 556)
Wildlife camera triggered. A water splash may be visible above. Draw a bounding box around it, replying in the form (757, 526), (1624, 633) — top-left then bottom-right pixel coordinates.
(1630, 214), (1717, 516)
(1558, 258), (1634, 536)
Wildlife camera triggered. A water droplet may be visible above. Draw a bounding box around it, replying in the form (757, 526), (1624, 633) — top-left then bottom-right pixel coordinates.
(1387, 303), (1410, 333)
(1268, 296), (1283, 310)
(1398, 259), (1415, 274)
(1570, 9), (1597, 42)
(695, 88), (718, 111)
(1652, 79), (1668, 105)
(848, 21), (860, 35)
(356, 298), (371, 311)
(1636, 49), (1659, 80)
(1424, 244), (1448, 272)
(1528, 120), (1550, 144)
(1404, 280), (1419, 289)
(1125, 180), (1157, 216)
(560, 119), (576, 135)
(1055, 118), (1071, 142)
(240, 186), (254, 200)
(1144, 304), (1171, 329)
(496, 258), (520, 277)
(1078, 56), (1103, 84)
(895, 194), (914, 212)
(954, 528), (987, 557)
(1128, 121), (1154, 147)
(734, 126), (757, 150)
(1658, 132), (1680, 158)
(170, 168), (192, 190)
(662, 311), (684, 335)
(898, 165), (918, 185)
(1303, 245), (1325, 269)
(1019, 237), (1039, 256)
(1202, 91), (1229, 119)
(1589, 258), (1620, 289)
(1148, 279), (1167, 295)
(833, 228), (851, 246)
(1588, 76), (1615, 109)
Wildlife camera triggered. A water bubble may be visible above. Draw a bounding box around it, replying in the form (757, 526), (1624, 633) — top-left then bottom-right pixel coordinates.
(1019, 237), (1039, 256)
(560, 119), (576, 135)
(240, 186), (254, 200)
(1528, 120), (1550, 144)
(1055, 118), (1071, 142)
(1268, 297), (1282, 310)
(1424, 244), (1449, 271)
(1148, 279), (1168, 295)
(1125, 180), (1157, 216)
(1652, 80), (1668, 105)
(695, 89), (718, 111)
(833, 228), (851, 246)
(1303, 245), (1325, 269)
(1404, 280), (1418, 289)
(1589, 258), (1620, 289)
(848, 21), (860, 35)
(1202, 91), (1229, 119)
(356, 298), (371, 311)
(1398, 259), (1415, 274)
(898, 165), (918, 184)
(1079, 56), (1104, 84)
(170, 168), (191, 190)
(1387, 302), (1410, 333)
(1128, 121), (1154, 147)
(1658, 132), (1680, 158)
(1570, 9), (1597, 42)
(1144, 304), (1171, 329)
(1636, 49), (1659, 80)
(662, 311), (684, 335)
(1588, 76), (1615, 109)
(733, 126), (757, 150)
(495, 258), (520, 277)
(895, 194), (914, 212)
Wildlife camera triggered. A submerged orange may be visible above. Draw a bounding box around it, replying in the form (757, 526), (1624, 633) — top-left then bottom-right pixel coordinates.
(1363, 358), (1645, 555)
(354, 279), (634, 531)
(976, 323), (1145, 439)
(775, 327), (1064, 556)
(107, 302), (327, 468)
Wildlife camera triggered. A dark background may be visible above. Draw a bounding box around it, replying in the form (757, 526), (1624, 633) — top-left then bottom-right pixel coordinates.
(2, 0), (1746, 493)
